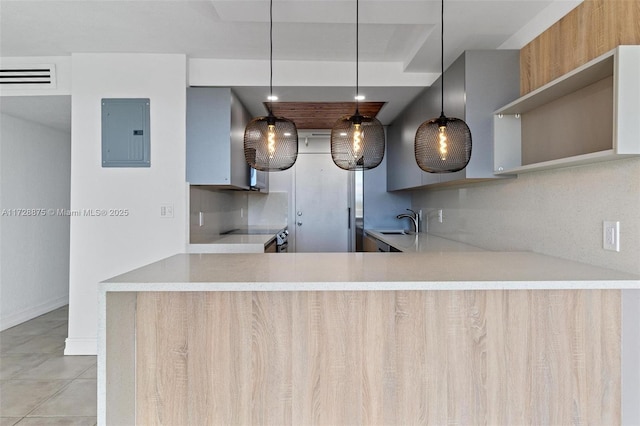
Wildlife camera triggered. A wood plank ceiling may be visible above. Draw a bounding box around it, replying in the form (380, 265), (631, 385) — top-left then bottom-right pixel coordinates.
(266, 101), (386, 129)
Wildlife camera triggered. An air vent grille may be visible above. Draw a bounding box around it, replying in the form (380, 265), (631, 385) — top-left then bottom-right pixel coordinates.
(0, 65), (56, 89)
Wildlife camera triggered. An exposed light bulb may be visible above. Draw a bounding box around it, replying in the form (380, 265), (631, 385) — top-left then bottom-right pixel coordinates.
(268, 124), (276, 159)
(353, 123), (362, 157)
(438, 125), (448, 161)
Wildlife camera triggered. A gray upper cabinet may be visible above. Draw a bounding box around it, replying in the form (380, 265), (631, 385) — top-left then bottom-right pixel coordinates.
(387, 50), (520, 191)
(187, 87), (252, 189)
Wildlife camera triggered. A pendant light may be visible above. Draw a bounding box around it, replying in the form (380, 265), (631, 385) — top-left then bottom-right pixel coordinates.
(414, 0), (471, 173)
(244, 0), (298, 172)
(330, 0), (385, 171)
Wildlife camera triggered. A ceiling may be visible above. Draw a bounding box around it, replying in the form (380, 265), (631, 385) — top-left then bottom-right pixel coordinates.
(0, 0), (582, 130)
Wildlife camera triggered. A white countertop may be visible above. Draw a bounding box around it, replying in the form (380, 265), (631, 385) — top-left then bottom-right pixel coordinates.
(100, 252), (640, 291)
(189, 234), (275, 253)
(365, 230), (485, 252)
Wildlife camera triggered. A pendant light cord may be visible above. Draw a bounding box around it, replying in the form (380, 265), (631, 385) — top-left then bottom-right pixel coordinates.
(355, 0), (359, 114)
(269, 0), (274, 115)
(440, 0), (445, 117)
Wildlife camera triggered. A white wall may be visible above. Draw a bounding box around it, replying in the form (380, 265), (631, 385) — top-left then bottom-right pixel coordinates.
(0, 113), (71, 330)
(413, 158), (640, 275)
(66, 54), (188, 354)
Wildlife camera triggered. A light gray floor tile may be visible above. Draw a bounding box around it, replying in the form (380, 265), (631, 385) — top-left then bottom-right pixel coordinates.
(13, 356), (96, 380)
(4, 336), (65, 355)
(0, 336), (34, 354)
(15, 417), (96, 426)
(0, 354), (50, 379)
(0, 380), (71, 417)
(77, 363), (97, 379)
(48, 324), (69, 337)
(33, 307), (69, 322)
(0, 306), (97, 423)
(29, 379), (97, 417)
(1, 320), (65, 337)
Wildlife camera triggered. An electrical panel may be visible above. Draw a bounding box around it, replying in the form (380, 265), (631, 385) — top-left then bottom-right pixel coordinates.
(102, 98), (150, 167)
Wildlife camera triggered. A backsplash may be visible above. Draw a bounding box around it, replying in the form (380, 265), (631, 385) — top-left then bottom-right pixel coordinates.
(413, 157), (640, 275)
(189, 188), (289, 243)
(189, 187), (248, 243)
(248, 191), (288, 228)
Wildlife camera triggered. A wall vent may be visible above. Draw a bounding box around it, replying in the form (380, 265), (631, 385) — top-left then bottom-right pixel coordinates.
(0, 64), (56, 89)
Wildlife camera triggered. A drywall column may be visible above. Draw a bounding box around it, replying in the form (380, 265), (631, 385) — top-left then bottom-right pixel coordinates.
(66, 54), (187, 354)
(0, 113), (71, 329)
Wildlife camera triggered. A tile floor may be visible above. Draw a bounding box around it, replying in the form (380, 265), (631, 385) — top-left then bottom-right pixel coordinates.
(0, 306), (97, 425)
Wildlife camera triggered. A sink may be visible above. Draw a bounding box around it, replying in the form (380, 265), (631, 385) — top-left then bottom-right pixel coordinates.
(379, 230), (415, 235)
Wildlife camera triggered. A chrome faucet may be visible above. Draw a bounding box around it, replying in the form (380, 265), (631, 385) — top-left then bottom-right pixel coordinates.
(396, 209), (419, 234)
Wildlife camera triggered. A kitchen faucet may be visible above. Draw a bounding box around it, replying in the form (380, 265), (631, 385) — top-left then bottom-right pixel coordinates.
(396, 209), (419, 234)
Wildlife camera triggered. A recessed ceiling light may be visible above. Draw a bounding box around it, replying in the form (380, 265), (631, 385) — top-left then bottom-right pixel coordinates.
(267, 95), (278, 101)
(354, 95), (365, 101)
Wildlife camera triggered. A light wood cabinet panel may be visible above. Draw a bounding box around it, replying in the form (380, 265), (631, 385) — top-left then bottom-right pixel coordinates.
(362, 234), (380, 252)
(134, 289), (620, 425)
(521, 0), (640, 94)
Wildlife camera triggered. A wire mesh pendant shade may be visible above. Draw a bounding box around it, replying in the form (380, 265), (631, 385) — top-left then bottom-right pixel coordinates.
(244, 115), (298, 171)
(415, 115), (472, 173)
(330, 114), (385, 170)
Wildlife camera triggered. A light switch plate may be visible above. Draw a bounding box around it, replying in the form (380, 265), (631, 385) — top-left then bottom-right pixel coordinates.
(603, 221), (620, 251)
(160, 204), (174, 218)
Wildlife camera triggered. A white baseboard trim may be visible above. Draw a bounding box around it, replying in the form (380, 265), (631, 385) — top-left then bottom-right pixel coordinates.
(64, 337), (97, 355)
(0, 296), (69, 331)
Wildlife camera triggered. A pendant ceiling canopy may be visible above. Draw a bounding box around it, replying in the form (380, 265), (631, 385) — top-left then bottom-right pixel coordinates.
(414, 0), (472, 173)
(244, 0), (298, 172)
(330, 0), (385, 171)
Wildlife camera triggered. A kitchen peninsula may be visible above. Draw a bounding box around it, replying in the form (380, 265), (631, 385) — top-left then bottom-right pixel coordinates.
(98, 251), (640, 425)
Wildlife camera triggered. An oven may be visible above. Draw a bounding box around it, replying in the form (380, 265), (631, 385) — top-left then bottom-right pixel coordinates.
(220, 227), (288, 253)
(276, 229), (289, 253)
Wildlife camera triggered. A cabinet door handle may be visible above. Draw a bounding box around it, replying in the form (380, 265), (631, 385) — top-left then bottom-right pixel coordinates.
(348, 207), (351, 229)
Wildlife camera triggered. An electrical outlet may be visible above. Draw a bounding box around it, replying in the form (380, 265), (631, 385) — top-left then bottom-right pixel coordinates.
(438, 209), (443, 223)
(603, 221), (620, 252)
(198, 211), (204, 227)
(160, 204), (174, 218)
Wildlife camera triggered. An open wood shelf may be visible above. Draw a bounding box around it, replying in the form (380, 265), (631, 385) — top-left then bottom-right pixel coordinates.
(493, 45), (640, 175)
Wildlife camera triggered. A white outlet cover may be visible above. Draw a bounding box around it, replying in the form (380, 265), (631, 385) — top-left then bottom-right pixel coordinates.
(603, 221), (620, 252)
(160, 203), (174, 218)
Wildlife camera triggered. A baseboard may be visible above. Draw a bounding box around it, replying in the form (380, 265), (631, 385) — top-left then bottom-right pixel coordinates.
(64, 337), (97, 355)
(0, 295), (69, 331)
